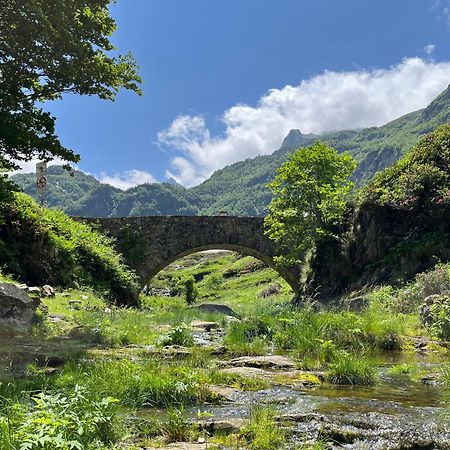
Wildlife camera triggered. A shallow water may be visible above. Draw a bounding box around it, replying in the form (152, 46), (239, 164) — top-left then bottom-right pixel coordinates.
(189, 354), (450, 449)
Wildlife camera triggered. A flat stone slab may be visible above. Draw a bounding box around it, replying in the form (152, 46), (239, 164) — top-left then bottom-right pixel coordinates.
(199, 418), (247, 435)
(222, 355), (296, 369)
(220, 367), (322, 386)
(146, 444), (208, 450)
(190, 320), (220, 331)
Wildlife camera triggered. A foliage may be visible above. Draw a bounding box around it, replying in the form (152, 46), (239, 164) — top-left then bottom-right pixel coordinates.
(427, 295), (450, 340)
(360, 124), (450, 209)
(224, 317), (273, 356)
(159, 324), (194, 347)
(0, 192), (139, 304)
(0, 0), (141, 173)
(240, 406), (285, 450)
(367, 263), (450, 314)
(160, 407), (194, 443)
(0, 386), (119, 450)
(325, 353), (378, 385)
(177, 275), (199, 305)
(265, 142), (356, 266)
(11, 87), (450, 218)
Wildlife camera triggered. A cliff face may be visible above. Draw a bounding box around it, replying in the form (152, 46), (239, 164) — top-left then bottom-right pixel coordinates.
(307, 124), (450, 300)
(307, 200), (450, 300)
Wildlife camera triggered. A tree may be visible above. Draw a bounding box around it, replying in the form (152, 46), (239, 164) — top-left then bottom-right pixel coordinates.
(264, 142), (356, 266)
(0, 0), (142, 172)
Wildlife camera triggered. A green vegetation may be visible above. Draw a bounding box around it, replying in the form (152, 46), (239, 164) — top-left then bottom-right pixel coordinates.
(0, 387), (119, 450)
(0, 193), (139, 304)
(0, 249), (448, 448)
(12, 86), (450, 217)
(324, 353), (378, 385)
(0, 0), (141, 177)
(265, 142), (355, 266)
(360, 124), (450, 209)
(240, 406), (285, 450)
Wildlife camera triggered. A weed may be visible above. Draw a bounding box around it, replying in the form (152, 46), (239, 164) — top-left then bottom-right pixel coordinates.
(159, 324), (195, 347)
(325, 353), (378, 385)
(240, 406), (285, 450)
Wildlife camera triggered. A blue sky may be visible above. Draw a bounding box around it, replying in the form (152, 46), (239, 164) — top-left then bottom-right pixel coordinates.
(32, 0), (450, 188)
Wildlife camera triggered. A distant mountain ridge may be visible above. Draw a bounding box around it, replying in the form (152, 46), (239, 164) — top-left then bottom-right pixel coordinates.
(12, 84), (450, 217)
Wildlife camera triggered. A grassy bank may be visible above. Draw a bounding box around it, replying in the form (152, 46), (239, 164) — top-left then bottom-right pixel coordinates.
(0, 250), (448, 449)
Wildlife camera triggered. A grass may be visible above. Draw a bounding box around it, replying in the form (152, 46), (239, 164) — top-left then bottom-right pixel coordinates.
(241, 406), (286, 450)
(1, 249), (446, 448)
(0, 192), (139, 304)
(325, 353), (379, 385)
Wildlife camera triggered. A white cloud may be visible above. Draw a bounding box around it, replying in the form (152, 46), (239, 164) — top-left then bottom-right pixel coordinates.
(158, 57), (450, 187)
(424, 44), (435, 55)
(433, 0), (450, 23)
(98, 169), (157, 190)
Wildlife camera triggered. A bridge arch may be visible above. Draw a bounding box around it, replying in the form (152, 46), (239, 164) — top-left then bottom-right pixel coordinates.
(81, 216), (300, 302)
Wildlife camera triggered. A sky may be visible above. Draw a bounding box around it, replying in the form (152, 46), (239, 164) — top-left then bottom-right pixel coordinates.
(22, 0), (450, 188)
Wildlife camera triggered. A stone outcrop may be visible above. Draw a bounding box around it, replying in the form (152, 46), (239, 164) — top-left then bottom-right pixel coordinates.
(0, 282), (38, 329)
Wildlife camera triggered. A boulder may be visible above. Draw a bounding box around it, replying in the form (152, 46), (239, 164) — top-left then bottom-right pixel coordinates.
(41, 285), (55, 297)
(0, 283), (38, 329)
(194, 303), (240, 318)
(190, 320), (220, 332)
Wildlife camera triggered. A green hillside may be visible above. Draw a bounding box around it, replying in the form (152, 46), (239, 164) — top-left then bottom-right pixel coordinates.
(12, 85), (450, 217)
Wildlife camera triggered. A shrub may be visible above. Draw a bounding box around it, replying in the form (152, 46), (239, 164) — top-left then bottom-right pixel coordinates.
(427, 294), (450, 340)
(0, 386), (119, 450)
(177, 275), (198, 305)
(161, 407), (194, 443)
(224, 317), (273, 355)
(203, 273), (223, 290)
(159, 324), (195, 347)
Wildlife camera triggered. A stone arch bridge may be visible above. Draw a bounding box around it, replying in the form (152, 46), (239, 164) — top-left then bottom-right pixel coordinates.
(82, 216), (300, 298)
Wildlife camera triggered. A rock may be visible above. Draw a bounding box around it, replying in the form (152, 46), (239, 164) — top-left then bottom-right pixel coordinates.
(219, 366), (322, 386)
(194, 303), (240, 318)
(222, 355), (296, 369)
(41, 285), (55, 297)
(199, 418), (247, 435)
(210, 345), (227, 356)
(0, 282), (38, 329)
(259, 283), (282, 298)
(208, 385), (239, 402)
(147, 444), (207, 450)
(26, 286), (42, 298)
(191, 320), (220, 332)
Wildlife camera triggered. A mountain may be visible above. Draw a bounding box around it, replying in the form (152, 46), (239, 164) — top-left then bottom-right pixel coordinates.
(12, 85), (450, 217)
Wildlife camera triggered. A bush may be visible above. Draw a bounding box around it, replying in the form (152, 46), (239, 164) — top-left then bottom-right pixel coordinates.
(177, 275), (198, 305)
(0, 386), (119, 450)
(0, 193), (139, 305)
(159, 323), (194, 347)
(426, 294), (450, 340)
(360, 124), (450, 209)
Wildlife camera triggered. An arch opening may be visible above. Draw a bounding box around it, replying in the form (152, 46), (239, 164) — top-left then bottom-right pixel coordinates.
(141, 245), (298, 297)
